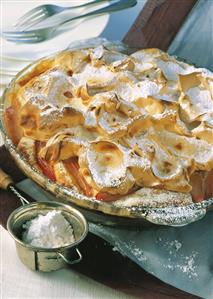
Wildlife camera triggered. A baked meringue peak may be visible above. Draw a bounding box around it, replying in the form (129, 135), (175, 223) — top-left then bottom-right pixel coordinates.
(86, 141), (128, 189)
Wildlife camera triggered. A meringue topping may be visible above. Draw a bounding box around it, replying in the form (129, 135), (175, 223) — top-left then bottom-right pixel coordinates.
(6, 46), (212, 201)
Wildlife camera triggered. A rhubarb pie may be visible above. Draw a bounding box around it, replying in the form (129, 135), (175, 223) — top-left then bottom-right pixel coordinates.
(4, 46), (213, 206)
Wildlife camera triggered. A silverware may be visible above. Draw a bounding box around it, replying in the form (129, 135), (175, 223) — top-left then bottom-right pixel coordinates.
(2, 0), (137, 43)
(0, 167), (29, 205)
(14, 0), (109, 29)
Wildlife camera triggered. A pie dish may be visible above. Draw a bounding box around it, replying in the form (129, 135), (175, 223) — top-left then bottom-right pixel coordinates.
(1, 40), (213, 226)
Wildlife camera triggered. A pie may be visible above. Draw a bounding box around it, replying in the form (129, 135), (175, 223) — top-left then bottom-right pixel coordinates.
(4, 46), (213, 206)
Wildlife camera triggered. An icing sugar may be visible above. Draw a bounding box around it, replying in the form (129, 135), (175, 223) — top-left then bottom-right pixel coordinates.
(22, 210), (75, 248)
(186, 87), (213, 113)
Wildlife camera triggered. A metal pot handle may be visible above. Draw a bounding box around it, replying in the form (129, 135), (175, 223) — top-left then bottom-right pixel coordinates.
(57, 248), (82, 265)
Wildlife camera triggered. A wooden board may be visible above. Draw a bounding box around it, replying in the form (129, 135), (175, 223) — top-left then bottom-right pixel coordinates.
(123, 0), (197, 50)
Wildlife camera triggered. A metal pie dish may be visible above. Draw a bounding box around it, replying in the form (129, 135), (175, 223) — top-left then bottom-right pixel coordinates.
(1, 40), (212, 227)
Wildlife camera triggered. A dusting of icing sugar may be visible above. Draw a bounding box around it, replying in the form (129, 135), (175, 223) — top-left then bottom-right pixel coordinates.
(46, 126), (97, 147)
(156, 60), (196, 81)
(40, 107), (62, 128)
(137, 80), (160, 98)
(156, 237), (198, 278)
(156, 238), (183, 253)
(90, 222), (200, 279)
(91, 45), (104, 60)
(98, 111), (136, 134)
(84, 111), (97, 128)
(152, 108), (176, 120)
(156, 60), (183, 81)
(91, 225), (149, 263)
(113, 240), (148, 264)
(89, 224), (149, 263)
(113, 188), (193, 209)
(115, 80), (160, 102)
(155, 87), (180, 102)
(118, 70), (139, 83)
(111, 58), (128, 68)
(125, 240), (148, 263)
(134, 61), (154, 72)
(26, 95), (51, 110)
(170, 240), (182, 251)
(127, 153), (151, 170)
(40, 104), (84, 129)
(165, 252), (199, 278)
(86, 144), (127, 188)
(39, 70), (73, 107)
(145, 205), (206, 226)
(186, 87), (213, 114)
(157, 131), (213, 166)
(71, 64), (115, 88)
(115, 82), (137, 102)
(176, 252), (199, 278)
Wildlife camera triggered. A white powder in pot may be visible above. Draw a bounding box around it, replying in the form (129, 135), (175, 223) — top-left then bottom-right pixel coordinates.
(22, 210), (75, 248)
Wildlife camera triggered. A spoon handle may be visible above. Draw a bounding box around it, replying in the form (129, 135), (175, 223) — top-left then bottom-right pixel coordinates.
(0, 168), (13, 190)
(0, 168), (29, 205)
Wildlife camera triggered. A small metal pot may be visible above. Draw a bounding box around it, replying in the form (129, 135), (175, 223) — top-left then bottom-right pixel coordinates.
(7, 201), (88, 272)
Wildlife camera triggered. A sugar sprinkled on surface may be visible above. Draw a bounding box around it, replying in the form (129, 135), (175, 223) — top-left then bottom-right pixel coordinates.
(176, 252), (199, 278)
(90, 223), (201, 279)
(112, 240), (148, 263)
(125, 240), (148, 263)
(22, 210), (75, 248)
(162, 239), (182, 252)
(157, 237), (199, 278)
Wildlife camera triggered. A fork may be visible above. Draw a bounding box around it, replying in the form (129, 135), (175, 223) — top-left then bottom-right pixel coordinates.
(2, 0), (137, 44)
(14, 0), (109, 29)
